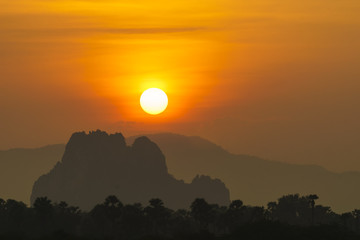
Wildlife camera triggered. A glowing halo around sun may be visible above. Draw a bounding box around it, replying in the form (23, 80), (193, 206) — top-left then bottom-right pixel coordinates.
(140, 88), (168, 115)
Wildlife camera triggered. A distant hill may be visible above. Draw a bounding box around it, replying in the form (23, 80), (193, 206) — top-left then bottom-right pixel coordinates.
(1, 132), (360, 212)
(0, 144), (64, 203)
(30, 131), (230, 210)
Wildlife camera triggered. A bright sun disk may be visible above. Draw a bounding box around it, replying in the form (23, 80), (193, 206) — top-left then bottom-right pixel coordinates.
(140, 88), (168, 115)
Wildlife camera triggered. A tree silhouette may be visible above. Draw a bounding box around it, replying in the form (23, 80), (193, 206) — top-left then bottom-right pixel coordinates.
(190, 198), (212, 230)
(121, 203), (147, 238)
(230, 200), (243, 210)
(90, 195), (123, 238)
(104, 195), (123, 208)
(307, 194), (319, 225)
(352, 209), (360, 232)
(341, 212), (353, 229)
(0, 198), (5, 209)
(57, 201), (68, 210)
(3, 199), (28, 233)
(266, 201), (277, 221)
(0, 194), (358, 239)
(145, 198), (172, 235)
(267, 194), (312, 225)
(33, 197), (53, 219)
(226, 200), (245, 231)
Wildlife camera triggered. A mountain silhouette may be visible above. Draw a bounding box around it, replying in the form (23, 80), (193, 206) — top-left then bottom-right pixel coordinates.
(30, 130), (230, 210)
(1, 132), (360, 212)
(127, 133), (360, 213)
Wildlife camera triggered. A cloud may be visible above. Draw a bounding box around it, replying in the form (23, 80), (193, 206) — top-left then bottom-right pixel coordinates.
(2, 27), (204, 36)
(97, 27), (203, 34)
(0, 27), (205, 42)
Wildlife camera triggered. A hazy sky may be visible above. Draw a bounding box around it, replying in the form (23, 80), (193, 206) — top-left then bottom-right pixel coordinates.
(1, 0), (360, 172)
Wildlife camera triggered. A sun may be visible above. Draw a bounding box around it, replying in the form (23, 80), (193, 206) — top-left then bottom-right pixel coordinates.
(140, 88), (168, 115)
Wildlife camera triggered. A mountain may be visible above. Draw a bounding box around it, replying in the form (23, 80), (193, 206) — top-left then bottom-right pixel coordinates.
(128, 133), (360, 213)
(30, 131), (230, 210)
(0, 144), (64, 203)
(1, 132), (360, 212)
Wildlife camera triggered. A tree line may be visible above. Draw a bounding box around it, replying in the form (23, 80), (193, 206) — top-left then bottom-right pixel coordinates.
(1, 194), (360, 239)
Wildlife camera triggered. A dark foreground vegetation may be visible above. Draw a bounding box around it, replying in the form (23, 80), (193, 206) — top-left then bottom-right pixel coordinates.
(1, 194), (360, 240)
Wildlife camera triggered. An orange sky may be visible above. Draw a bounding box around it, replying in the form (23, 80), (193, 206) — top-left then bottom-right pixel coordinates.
(1, 0), (360, 172)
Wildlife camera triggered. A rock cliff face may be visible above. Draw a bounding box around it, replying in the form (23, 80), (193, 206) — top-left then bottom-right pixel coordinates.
(31, 130), (230, 210)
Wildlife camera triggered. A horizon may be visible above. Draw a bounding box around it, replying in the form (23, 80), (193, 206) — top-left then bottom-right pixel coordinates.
(1, 129), (360, 214)
(0, 130), (356, 174)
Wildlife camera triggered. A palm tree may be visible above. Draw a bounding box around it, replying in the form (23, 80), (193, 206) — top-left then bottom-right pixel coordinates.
(104, 195), (122, 208)
(266, 201), (277, 221)
(33, 197), (54, 221)
(307, 194), (319, 225)
(352, 209), (360, 232)
(226, 200), (244, 231)
(190, 198), (212, 230)
(229, 200), (243, 210)
(145, 198), (171, 235)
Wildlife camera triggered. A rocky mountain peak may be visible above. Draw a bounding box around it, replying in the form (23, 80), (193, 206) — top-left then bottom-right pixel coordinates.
(31, 131), (230, 210)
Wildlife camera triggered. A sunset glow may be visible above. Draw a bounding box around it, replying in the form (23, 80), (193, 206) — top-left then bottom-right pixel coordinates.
(1, 0), (360, 173)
